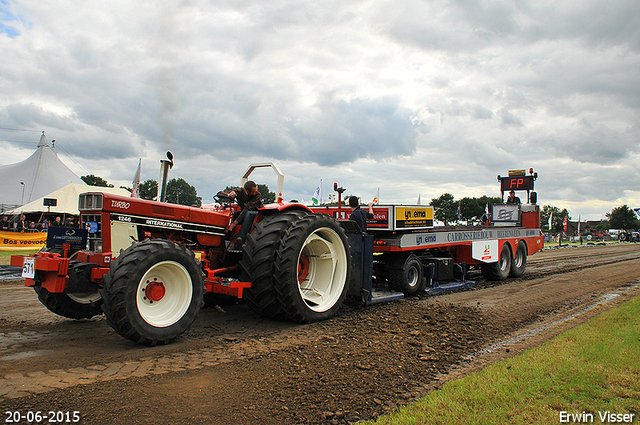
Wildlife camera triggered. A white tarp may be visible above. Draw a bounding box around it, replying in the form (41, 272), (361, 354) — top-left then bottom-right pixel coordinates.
(0, 132), (86, 207)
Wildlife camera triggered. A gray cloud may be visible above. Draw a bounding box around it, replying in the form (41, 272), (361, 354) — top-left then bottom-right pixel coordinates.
(4, 103), (79, 132)
(284, 95), (417, 165)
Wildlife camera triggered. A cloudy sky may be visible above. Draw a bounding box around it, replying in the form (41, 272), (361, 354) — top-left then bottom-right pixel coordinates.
(1, 0), (639, 220)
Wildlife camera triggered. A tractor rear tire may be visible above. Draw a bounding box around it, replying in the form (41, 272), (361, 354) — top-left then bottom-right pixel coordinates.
(274, 213), (351, 323)
(239, 211), (307, 318)
(101, 239), (204, 345)
(34, 286), (102, 319)
(481, 243), (512, 281)
(389, 254), (423, 295)
(509, 241), (527, 278)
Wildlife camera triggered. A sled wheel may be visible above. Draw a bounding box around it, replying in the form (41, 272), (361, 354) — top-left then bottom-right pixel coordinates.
(389, 254), (423, 295)
(239, 210), (307, 318)
(274, 214), (351, 323)
(509, 241), (527, 278)
(481, 242), (512, 281)
(101, 239), (204, 345)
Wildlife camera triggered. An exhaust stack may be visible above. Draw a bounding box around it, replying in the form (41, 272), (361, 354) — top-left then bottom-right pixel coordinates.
(159, 151), (174, 202)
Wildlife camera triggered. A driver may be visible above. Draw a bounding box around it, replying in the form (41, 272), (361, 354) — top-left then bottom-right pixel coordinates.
(506, 190), (521, 204)
(221, 180), (263, 247)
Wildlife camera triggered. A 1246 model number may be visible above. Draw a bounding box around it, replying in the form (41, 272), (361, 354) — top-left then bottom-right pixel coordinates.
(5, 411), (80, 423)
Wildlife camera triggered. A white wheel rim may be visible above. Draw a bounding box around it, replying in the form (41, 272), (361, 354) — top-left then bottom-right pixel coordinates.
(297, 227), (348, 313)
(500, 248), (510, 271)
(136, 260), (193, 327)
(68, 291), (101, 304)
(67, 252), (100, 304)
(514, 246), (524, 268)
(407, 264), (420, 288)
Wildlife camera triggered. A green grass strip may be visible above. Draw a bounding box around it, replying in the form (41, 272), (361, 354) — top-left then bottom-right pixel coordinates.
(367, 296), (640, 425)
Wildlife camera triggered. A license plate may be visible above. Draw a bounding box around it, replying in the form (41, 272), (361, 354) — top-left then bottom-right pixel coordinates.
(22, 257), (35, 279)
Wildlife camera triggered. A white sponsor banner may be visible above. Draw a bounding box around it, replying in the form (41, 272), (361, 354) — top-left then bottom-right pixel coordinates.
(492, 204), (520, 222)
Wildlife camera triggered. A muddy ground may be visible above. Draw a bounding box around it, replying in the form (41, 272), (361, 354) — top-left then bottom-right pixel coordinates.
(1, 244), (639, 424)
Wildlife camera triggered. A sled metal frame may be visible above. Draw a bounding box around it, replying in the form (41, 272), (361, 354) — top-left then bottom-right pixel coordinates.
(422, 262), (475, 295)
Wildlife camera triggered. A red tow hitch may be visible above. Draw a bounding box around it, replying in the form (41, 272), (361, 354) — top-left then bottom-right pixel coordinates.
(298, 253), (310, 284)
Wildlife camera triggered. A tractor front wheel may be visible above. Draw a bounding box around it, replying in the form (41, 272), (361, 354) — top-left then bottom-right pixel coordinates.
(101, 239), (204, 345)
(34, 250), (102, 319)
(34, 286), (102, 319)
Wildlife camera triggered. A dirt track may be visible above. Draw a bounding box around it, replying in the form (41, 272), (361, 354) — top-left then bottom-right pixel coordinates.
(1, 244), (640, 424)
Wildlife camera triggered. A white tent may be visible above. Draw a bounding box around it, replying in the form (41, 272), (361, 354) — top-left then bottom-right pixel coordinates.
(0, 132), (86, 208)
(9, 183), (130, 215)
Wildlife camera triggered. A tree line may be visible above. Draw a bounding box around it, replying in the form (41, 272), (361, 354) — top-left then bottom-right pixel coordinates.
(428, 193), (501, 225)
(428, 193), (640, 232)
(541, 204), (640, 232)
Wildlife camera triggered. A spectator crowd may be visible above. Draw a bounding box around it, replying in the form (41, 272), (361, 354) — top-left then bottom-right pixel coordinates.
(0, 214), (78, 232)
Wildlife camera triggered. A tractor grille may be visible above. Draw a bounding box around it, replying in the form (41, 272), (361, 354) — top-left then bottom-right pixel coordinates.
(78, 193), (103, 210)
(79, 193), (104, 252)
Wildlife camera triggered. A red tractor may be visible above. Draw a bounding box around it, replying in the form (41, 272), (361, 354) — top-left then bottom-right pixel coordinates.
(14, 160), (351, 345)
(14, 160), (544, 346)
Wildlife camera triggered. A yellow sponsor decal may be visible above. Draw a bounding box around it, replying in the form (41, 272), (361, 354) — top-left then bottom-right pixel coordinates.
(395, 207), (434, 228)
(0, 231), (47, 251)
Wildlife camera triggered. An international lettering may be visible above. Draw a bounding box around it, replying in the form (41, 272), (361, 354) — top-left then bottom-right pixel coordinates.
(146, 219), (184, 229)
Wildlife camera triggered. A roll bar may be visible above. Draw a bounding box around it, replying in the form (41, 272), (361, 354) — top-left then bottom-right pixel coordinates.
(241, 163), (285, 203)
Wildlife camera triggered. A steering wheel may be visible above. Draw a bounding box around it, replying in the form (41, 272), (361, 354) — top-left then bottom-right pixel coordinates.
(214, 194), (233, 209)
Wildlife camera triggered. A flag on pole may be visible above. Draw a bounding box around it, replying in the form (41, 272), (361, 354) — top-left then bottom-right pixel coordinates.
(485, 203), (490, 218)
(548, 212), (553, 229)
(311, 181), (321, 206)
(131, 158), (141, 198)
(577, 215), (581, 234)
(417, 194), (421, 205)
(563, 215), (568, 231)
(372, 188), (379, 204)
(457, 202), (461, 220)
